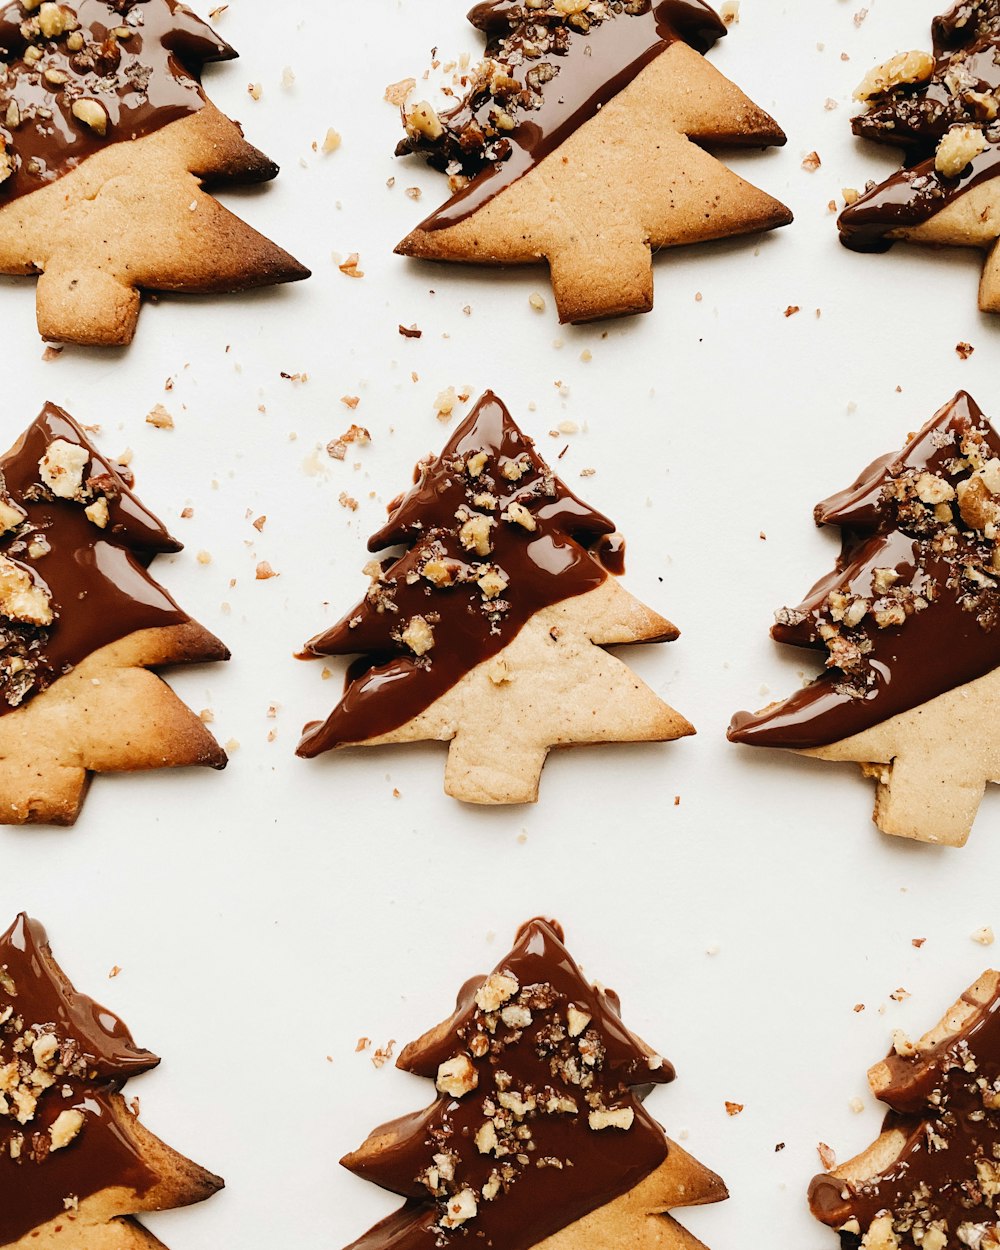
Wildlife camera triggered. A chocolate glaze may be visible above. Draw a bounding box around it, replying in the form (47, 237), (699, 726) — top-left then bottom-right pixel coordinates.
(0, 402), (193, 715)
(0, 0), (257, 205)
(810, 980), (1000, 1247)
(298, 391), (654, 757)
(0, 914), (160, 1245)
(840, 0), (1000, 251)
(729, 392), (1000, 750)
(400, 0), (773, 233)
(342, 918), (676, 1250)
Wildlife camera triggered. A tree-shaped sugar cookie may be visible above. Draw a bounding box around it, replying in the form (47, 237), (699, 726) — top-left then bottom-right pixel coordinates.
(0, 913), (223, 1249)
(730, 391), (1000, 848)
(810, 967), (1000, 1249)
(0, 0), (309, 345)
(298, 391), (693, 804)
(839, 1), (1000, 312)
(342, 917), (727, 1250)
(394, 0), (792, 324)
(0, 403), (228, 825)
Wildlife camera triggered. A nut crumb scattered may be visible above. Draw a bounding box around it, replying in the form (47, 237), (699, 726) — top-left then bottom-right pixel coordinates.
(802, 151), (822, 171)
(256, 561), (279, 580)
(145, 404), (174, 430)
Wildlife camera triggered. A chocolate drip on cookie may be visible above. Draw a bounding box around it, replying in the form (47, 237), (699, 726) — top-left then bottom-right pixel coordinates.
(809, 979), (1000, 1248)
(729, 392), (1000, 750)
(0, 0), (244, 204)
(0, 914), (160, 1245)
(297, 391), (635, 755)
(0, 402), (190, 715)
(839, 0), (1000, 251)
(396, 0), (746, 231)
(341, 918), (676, 1250)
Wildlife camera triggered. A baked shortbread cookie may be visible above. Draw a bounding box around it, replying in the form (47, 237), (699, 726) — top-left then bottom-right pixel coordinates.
(0, 0), (309, 345)
(341, 917), (728, 1250)
(839, 1), (1000, 312)
(0, 913), (223, 1249)
(810, 968), (1000, 1250)
(729, 392), (1000, 848)
(297, 390), (693, 804)
(0, 403), (228, 825)
(394, 0), (791, 324)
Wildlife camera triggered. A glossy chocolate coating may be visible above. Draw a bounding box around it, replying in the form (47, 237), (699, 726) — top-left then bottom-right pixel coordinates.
(0, 0), (243, 204)
(342, 918), (675, 1250)
(0, 403), (190, 714)
(840, 1), (1000, 251)
(810, 980), (1000, 1247)
(402, 0), (735, 232)
(298, 391), (640, 756)
(0, 914), (159, 1245)
(729, 392), (1000, 750)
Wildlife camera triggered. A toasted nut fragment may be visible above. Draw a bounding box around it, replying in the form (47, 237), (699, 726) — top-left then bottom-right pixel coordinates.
(566, 1005), (592, 1037)
(0, 497), (26, 536)
(49, 1109), (85, 1151)
(475, 1121), (499, 1154)
(440, 1188), (477, 1229)
(475, 971), (518, 1012)
(500, 1004), (532, 1029)
(84, 498), (109, 530)
(935, 124), (987, 177)
(915, 472), (955, 505)
(436, 1054), (479, 1097)
(39, 438), (88, 500)
(459, 514), (494, 557)
(972, 925), (996, 945)
(0, 555), (53, 625)
(921, 1228), (948, 1250)
(467, 451), (488, 478)
(0, 150), (13, 185)
(892, 1029), (917, 1058)
(487, 656), (511, 685)
(402, 615), (435, 656)
(589, 1107), (635, 1131)
(872, 567), (901, 595)
(477, 567), (509, 599)
(407, 100), (444, 141)
(855, 50), (934, 101)
(860, 1214), (901, 1250)
(502, 502), (537, 531)
(71, 98), (108, 136)
(423, 558), (459, 587)
(32, 1034), (59, 1067)
(554, 0), (588, 12)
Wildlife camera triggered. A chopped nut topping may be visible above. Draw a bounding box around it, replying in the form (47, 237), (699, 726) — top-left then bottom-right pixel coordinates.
(0, 555), (53, 626)
(935, 124), (988, 176)
(475, 972), (519, 1013)
(436, 1055), (479, 1097)
(49, 1108), (85, 1151)
(588, 1106), (635, 1131)
(401, 615), (435, 656)
(855, 50), (935, 101)
(39, 439), (89, 501)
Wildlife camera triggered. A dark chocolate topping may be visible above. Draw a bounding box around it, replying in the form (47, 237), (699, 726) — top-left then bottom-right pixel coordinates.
(0, 0), (240, 205)
(398, 0), (741, 232)
(729, 392), (1000, 750)
(342, 918), (675, 1250)
(809, 979), (1000, 1247)
(840, 0), (1000, 251)
(298, 391), (635, 757)
(0, 402), (191, 715)
(0, 913), (160, 1244)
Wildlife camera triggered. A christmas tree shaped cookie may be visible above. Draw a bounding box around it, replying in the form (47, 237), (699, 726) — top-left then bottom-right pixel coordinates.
(0, 402), (228, 825)
(0, 913), (223, 1249)
(341, 918), (728, 1250)
(394, 0), (792, 324)
(297, 391), (693, 804)
(839, 1), (1000, 312)
(730, 391), (1000, 847)
(810, 968), (1000, 1250)
(0, 0), (309, 345)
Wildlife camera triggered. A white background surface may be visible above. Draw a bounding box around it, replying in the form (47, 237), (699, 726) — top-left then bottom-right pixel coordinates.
(3, 1), (1000, 1246)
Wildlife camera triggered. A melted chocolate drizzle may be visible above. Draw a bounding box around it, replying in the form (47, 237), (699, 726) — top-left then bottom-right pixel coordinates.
(342, 918), (676, 1250)
(729, 392), (1000, 750)
(810, 980), (1000, 1247)
(839, 0), (1000, 251)
(0, 0), (246, 205)
(0, 914), (160, 1245)
(399, 0), (743, 232)
(298, 391), (637, 757)
(0, 402), (192, 716)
